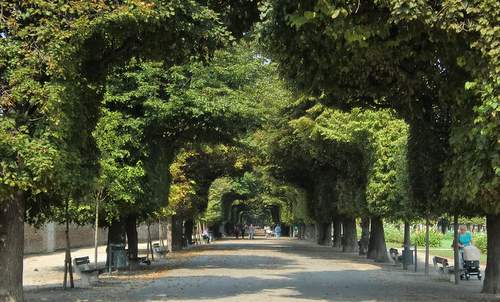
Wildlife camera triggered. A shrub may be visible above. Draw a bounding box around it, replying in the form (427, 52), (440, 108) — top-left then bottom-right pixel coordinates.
(412, 230), (443, 248)
(384, 224), (404, 244)
(474, 233), (487, 254)
(442, 231), (454, 241)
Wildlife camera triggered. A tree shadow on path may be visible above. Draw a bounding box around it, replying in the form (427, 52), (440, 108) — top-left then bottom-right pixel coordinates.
(25, 239), (493, 302)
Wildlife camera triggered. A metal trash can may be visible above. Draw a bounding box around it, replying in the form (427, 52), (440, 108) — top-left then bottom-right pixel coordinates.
(402, 248), (414, 265)
(109, 243), (127, 270)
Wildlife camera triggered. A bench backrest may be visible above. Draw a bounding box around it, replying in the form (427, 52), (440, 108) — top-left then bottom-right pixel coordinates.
(433, 256), (448, 266)
(74, 256), (90, 266)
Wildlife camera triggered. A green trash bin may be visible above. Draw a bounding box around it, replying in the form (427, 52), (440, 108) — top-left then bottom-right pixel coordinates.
(402, 248), (414, 265)
(109, 244), (127, 270)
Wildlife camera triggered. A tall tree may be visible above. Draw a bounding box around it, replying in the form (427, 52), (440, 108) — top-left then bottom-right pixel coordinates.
(261, 0), (498, 291)
(0, 1), (234, 299)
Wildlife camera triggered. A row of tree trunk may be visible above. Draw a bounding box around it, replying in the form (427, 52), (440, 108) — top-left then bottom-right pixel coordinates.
(2, 199), (500, 302)
(328, 214), (500, 294)
(318, 215), (388, 262)
(106, 214), (187, 266)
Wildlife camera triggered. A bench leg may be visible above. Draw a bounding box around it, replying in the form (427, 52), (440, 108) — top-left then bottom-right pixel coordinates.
(449, 273), (455, 283)
(80, 274), (91, 288)
(79, 272), (99, 288)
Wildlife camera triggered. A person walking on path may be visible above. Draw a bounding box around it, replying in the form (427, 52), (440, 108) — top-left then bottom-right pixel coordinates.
(457, 225), (473, 268)
(275, 224), (282, 240)
(249, 224), (255, 240)
(265, 226), (272, 239)
(234, 225), (240, 239)
(458, 225), (473, 248)
(202, 228), (210, 244)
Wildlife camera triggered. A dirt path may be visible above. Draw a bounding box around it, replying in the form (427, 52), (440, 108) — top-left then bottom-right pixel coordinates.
(25, 238), (493, 302)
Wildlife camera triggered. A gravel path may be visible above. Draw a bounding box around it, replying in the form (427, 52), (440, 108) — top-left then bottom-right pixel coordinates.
(25, 238), (495, 302)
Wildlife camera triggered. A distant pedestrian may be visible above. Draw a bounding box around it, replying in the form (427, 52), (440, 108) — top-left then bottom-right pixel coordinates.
(249, 224), (255, 240)
(234, 225), (240, 239)
(264, 226), (272, 239)
(202, 228), (210, 244)
(275, 224), (282, 240)
(241, 224), (246, 239)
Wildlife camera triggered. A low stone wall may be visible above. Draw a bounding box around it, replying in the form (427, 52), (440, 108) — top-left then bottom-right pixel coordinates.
(24, 222), (160, 254)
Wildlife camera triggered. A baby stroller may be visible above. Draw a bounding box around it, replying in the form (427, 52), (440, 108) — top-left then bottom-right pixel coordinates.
(461, 245), (482, 280)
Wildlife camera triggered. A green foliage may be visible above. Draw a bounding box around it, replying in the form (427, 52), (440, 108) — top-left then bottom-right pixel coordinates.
(91, 42), (270, 224)
(384, 225), (404, 245)
(204, 177), (235, 224)
(261, 0), (500, 217)
(166, 144), (250, 219)
(458, 216), (486, 226)
(266, 100), (411, 223)
(0, 0), (233, 225)
(205, 0), (260, 38)
(443, 231), (455, 242)
(475, 233), (488, 254)
(411, 231), (443, 248)
(202, 168), (311, 226)
(384, 225), (443, 247)
(313, 106), (411, 218)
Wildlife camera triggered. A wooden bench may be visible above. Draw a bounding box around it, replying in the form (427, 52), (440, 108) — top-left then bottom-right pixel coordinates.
(153, 243), (168, 258)
(73, 256), (106, 287)
(433, 256), (457, 282)
(123, 248), (151, 266)
(389, 248), (399, 262)
(128, 256), (151, 265)
(433, 256), (450, 272)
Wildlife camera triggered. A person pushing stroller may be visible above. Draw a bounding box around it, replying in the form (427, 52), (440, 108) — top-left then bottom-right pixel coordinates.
(457, 225), (472, 251)
(456, 225), (482, 280)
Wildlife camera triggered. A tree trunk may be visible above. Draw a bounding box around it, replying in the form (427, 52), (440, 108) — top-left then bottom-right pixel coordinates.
(483, 213), (500, 293)
(184, 219), (194, 245)
(63, 208), (74, 289)
(94, 198), (99, 269)
(367, 216), (390, 262)
(107, 219), (126, 268)
(359, 217), (370, 256)
(367, 218), (377, 259)
(403, 221), (411, 270)
(0, 192), (25, 302)
(453, 214), (460, 285)
(125, 214), (138, 261)
(440, 218), (448, 234)
(414, 234), (418, 272)
(108, 219), (126, 245)
(147, 223), (154, 261)
(424, 217), (430, 275)
(159, 218), (165, 247)
(166, 216), (173, 252)
(167, 216), (183, 251)
(333, 219), (342, 248)
(342, 217), (358, 253)
(316, 222), (330, 245)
